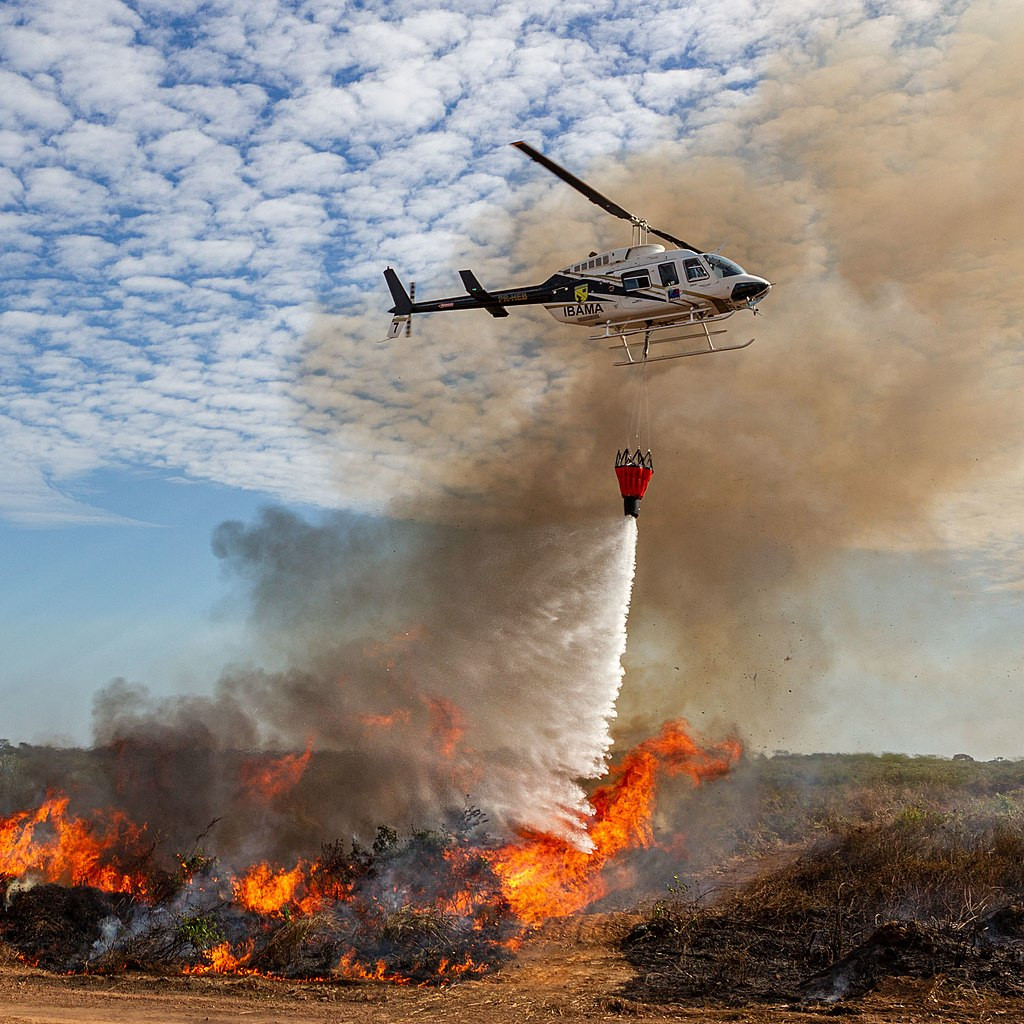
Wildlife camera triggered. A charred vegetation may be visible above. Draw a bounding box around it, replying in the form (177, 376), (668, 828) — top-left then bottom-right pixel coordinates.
(622, 753), (1024, 1005)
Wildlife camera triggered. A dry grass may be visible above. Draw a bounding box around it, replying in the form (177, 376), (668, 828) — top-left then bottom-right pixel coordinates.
(623, 802), (1024, 1005)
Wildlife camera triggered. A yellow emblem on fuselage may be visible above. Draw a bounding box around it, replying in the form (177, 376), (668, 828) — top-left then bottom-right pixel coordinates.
(574, 284), (589, 303)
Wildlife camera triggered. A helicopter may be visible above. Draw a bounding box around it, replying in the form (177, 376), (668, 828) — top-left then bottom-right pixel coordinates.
(384, 141), (771, 365)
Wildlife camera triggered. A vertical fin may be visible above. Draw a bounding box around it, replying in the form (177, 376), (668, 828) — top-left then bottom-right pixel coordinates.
(384, 267), (414, 315)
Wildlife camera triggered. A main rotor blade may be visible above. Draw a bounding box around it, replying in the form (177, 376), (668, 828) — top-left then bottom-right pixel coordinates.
(648, 225), (699, 252)
(512, 141), (637, 224)
(512, 141), (701, 252)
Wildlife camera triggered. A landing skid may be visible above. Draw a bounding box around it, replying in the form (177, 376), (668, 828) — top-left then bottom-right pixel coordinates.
(613, 336), (754, 365)
(596, 316), (754, 366)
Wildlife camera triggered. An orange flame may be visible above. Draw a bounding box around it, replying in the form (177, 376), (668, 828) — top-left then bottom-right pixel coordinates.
(492, 719), (741, 924)
(233, 861), (306, 913)
(337, 951), (409, 983)
(357, 709), (412, 730)
(239, 741), (313, 802)
(436, 953), (489, 978)
(425, 696), (465, 759)
(0, 794), (148, 893)
(186, 940), (254, 974)
(0, 720), (740, 983)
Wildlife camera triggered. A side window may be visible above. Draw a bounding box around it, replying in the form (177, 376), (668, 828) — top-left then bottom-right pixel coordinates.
(622, 270), (651, 292)
(658, 262), (680, 287)
(683, 257), (709, 282)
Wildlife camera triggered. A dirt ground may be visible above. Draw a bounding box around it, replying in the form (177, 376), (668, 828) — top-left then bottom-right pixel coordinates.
(1, 914), (1022, 1024)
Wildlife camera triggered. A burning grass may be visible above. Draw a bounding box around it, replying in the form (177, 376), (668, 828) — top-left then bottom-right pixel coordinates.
(9, 738), (1024, 1004)
(0, 821), (520, 981)
(0, 720), (739, 984)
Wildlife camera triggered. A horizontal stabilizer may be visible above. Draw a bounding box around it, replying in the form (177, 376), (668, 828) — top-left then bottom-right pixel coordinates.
(459, 270), (509, 318)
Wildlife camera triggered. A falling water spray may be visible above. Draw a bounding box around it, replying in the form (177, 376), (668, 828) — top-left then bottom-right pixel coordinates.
(84, 510), (641, 858)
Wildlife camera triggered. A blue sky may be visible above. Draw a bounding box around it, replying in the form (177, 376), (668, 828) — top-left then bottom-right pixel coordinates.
(0, 473), (269, 744)
(3, 0), (1024, 755)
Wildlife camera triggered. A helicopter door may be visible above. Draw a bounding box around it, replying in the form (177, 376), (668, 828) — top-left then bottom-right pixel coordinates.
(658, 261), (681, 300)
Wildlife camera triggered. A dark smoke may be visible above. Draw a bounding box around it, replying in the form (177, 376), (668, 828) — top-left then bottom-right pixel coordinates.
(89, 510), (636, 862)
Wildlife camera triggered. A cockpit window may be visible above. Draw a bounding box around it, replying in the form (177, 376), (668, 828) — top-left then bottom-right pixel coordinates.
(704, 253), (745, 277)
(683, 257), (709, 282)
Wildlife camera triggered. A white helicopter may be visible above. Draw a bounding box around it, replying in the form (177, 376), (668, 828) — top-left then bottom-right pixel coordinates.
(384, 141), (771, 365)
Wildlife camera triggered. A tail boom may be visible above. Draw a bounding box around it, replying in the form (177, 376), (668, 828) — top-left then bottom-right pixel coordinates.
(383, 267), (567, 335)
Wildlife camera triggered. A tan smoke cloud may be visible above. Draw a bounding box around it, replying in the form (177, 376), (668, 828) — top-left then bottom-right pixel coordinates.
(601, 5), (1023, 748)
(298, 0), (1024, 756)
(54, 1), (1020, 881)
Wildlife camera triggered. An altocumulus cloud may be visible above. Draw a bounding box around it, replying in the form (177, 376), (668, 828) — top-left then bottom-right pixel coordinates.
(0, 0), (981, 527)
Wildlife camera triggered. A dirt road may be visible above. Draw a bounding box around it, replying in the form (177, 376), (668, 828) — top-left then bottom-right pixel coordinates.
(1, 916), (1017, 1024)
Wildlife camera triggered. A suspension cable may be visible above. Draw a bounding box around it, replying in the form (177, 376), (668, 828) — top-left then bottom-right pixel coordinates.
(625, 355), (651, 452)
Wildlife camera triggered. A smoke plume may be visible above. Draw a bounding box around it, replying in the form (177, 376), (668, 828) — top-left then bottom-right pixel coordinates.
(86, 0), (1024, 862)
(299, 2), (1024, 755)
(91, 513), (637, 859)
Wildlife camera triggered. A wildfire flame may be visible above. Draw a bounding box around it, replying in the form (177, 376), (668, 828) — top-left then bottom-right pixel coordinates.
(357, 709), (412, 730)
(425, 696), (465, 759)
(233, 860), (306, 913)
(187, 940), (255, 974)
(337, 951), (405, 983)
(239, 741), (313, 802)
(0, 794), (148, 894)
(492, 719), (742, 924)
(0, 719), (740, 981)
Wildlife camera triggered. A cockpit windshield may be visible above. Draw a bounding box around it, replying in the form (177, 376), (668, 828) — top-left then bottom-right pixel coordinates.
(703, 253), (745, 277)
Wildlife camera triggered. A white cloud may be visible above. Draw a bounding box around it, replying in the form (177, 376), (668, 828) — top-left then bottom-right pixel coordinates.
(246, 140), (347, 194)
(148, 128), (226, 172)
(118, 274), (190, 294)
(53, 234), (117, 272)
(166, 83), (269, 140)
(0, 69), (71, 130)
(22, 166), (111, 222)
(0, 310), (85, 336)
(0, 0), (1012, 552)
(173, 237), (255, 273)
(0, 212), (44, 252)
